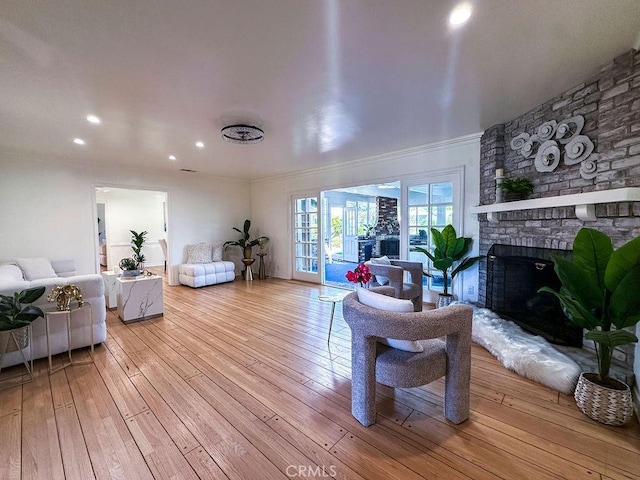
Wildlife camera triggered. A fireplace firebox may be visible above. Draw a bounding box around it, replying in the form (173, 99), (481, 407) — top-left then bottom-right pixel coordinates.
(379, 238), (399, 257)
(485, 244), (583, 347)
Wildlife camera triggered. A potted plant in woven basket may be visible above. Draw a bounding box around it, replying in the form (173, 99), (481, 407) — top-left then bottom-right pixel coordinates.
(539, 228), (640, 426)
(0, 287), (45, 354)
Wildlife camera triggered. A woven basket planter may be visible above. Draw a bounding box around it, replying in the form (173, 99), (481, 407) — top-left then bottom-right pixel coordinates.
(0, 325), (30, 354)
(574, 373), (633, 426)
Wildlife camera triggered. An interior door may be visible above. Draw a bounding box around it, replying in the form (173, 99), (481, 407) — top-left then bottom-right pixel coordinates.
(342, 203), (358, 262)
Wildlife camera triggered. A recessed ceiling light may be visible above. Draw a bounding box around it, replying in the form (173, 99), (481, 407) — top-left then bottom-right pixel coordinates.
(195, 141), (204, 149)
(169, 155), (177, 161)
(86, 114), (101, 125)
(449, 3), (472, 26)
(73, 138), (86, 145)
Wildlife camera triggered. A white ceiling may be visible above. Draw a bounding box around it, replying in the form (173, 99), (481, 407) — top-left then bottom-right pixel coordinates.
(2, 1), (639, 180)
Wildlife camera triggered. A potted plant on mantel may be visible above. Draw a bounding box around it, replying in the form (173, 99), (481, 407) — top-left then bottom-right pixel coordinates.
(0, 286), (45, 354)
(223, 219), (268, 260)
(539, 227), (640, 426)
(499, 176), (534, 201)
(413, 224), (480, 308)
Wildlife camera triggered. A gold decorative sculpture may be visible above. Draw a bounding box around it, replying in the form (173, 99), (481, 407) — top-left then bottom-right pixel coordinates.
(47, 284), (84, 311)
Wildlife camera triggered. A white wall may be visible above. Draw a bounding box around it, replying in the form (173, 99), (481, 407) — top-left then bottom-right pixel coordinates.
(250, 133), (482, 301)
(0, 153), (251, 285)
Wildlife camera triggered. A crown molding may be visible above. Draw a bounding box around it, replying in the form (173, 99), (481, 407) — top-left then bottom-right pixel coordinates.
(251, 132), (483, 186)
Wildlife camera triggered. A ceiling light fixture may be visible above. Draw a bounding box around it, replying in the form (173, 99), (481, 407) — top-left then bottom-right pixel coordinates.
(221, 124), (264, 144)
(449, 3), (472, 26)
(73, 138), (86, 145)
(86, 114), (101, 125)
(169, 155), (177, 161)
(195, 141), (205, 149)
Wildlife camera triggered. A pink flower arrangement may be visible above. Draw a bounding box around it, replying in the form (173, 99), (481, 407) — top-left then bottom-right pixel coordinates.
(345, 263), (372, 286)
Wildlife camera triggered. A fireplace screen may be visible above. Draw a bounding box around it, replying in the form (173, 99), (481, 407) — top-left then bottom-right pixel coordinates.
(485, 244), (582, 347)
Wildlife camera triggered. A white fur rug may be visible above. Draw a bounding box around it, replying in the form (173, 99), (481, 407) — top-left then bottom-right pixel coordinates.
(462, 303), (582, 395)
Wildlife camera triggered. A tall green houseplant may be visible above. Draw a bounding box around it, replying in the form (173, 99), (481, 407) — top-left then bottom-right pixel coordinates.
(413, 224), (480, 297)
(130, 230), (148, 267)
(223, 219), (268, 259)
(539, 228), (640, 385)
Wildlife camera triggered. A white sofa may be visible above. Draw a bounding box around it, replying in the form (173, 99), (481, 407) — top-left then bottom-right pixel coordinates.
(0, 258), (107, 368)
(178, 242), (236, 288)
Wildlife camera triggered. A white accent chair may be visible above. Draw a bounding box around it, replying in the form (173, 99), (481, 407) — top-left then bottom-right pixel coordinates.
(158, 238), (168, 272)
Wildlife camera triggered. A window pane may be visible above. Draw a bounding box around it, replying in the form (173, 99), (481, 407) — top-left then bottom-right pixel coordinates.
(408, 186), (429, 205)
(406, 180), (454, 293)
(431, 205), (452, 226)
(430, 183), (452, 204)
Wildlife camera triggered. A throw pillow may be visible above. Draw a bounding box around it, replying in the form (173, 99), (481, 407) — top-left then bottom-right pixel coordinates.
(14, 257), (57, 281)
(356, 288), (424, 352)
(0, 263), (25, 282)
(369, 255), (391, 285)
(186, 243), (213, 264)
(211, 241), (224, 261)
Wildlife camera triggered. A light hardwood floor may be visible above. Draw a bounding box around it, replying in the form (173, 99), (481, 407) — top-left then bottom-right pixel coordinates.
(1, 273), (639, 479)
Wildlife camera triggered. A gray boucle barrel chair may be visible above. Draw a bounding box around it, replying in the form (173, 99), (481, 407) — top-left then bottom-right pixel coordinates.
(342, 287), (473, 427)
(365, 259), (424, 311)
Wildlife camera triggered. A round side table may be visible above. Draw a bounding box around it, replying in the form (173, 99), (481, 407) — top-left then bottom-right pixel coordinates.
(318, 293), (348, 344)
(241, 258), (255, 283)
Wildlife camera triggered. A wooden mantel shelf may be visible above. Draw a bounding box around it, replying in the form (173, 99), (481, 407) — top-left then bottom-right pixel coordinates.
(470, 187), (640, 223)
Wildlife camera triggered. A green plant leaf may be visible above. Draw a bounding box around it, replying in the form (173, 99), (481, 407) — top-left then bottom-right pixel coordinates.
(605, 235), (640, 292)
(609, 264), (640, 329)
(15, 305), (44, 323)
(412, 246), (436, 263)
(572, 228), (612, 291)
(18, 287), (45, 304)
(538, 286), (600, 329)
(451, 255), (480, 278)
(433, 258), (454, 271)
(431, 228), (446, 253)
(449, 237), (466, 259)
(551, 255), (602, 311)
(584, 329), (638, 348)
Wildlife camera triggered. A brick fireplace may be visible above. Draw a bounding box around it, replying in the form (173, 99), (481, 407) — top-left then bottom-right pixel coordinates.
(477, 49), (640, 369)
(374, 196), (400, 259)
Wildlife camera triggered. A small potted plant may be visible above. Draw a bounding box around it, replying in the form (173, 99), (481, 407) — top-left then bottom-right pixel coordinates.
(119, 257), (140, 277)
(224, 219), (268, 260)
(539, 228), (640, 425)
(499, 176), (534, 201)
(0, 286), (45, 353)
(413, 224), (479, 308)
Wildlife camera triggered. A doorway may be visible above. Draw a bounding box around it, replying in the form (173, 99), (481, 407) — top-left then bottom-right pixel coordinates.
(95, 187), (168, 273)
(322, 182), (399, 288)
